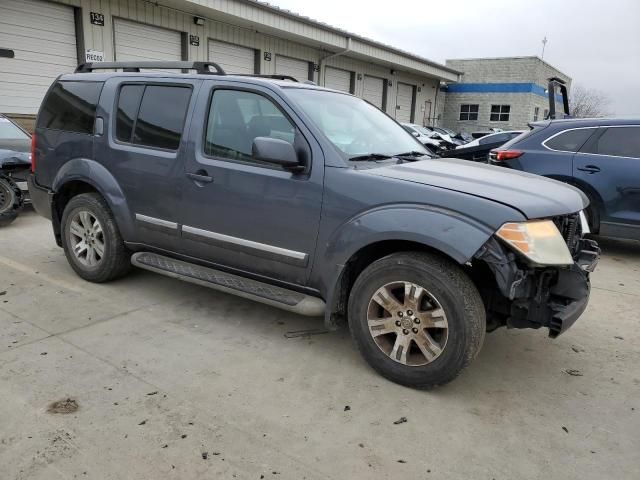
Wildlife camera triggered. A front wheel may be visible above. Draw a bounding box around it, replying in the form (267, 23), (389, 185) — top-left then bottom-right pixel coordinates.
(348, 252), (486, 389)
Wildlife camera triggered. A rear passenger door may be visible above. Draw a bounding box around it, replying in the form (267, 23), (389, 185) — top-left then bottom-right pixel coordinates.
(574, 125), (640, 239)
(178, 81), (324, 286)
(95, 79), (198, 251)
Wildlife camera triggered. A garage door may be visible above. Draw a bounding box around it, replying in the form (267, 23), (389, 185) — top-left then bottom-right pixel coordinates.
(325, 67), (352, 93)
(275, 55), (310, 82)
(114, 18), (182, 64)
(209, 40), (255, 74)
(0, 0), (77, 115)
(362, 75), (385, 109)
(395, 82), (415, 123)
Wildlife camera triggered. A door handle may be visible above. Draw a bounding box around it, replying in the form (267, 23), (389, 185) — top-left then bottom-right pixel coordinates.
(577, 165), (600, 174)
(186, 170), (213, 184)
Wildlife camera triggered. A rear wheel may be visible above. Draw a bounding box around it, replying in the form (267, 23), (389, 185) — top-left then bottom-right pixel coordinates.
(0, 175), (24, 227)
(61, 193), (131, 282)
(348, 251), (486, 389)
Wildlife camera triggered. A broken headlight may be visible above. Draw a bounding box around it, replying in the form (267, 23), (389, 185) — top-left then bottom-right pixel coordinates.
(496, 220), (573, 266)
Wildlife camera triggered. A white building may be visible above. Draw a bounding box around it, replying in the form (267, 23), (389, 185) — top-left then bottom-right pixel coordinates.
(0, 0), (461, 131)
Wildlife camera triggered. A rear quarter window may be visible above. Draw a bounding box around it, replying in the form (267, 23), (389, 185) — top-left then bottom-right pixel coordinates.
(544, 128), (596, 152)
(37, 81), (103, 134)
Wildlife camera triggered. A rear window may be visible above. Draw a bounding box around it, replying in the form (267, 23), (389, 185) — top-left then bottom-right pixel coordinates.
(37, 81), (103, 134)
(499, 128), (536, 149)
(115, 84), (192, 150)
(544, 128), (596, 152)
(0, 117), (29, 139)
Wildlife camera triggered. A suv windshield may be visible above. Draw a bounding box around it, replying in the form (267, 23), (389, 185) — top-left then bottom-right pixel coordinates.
(0, 118), (29, 140)
(286, 89), (428, 160)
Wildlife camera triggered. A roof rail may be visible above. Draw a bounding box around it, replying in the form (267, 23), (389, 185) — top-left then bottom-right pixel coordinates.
(233, 74), (298, 82)
(75, 61), (226, 75)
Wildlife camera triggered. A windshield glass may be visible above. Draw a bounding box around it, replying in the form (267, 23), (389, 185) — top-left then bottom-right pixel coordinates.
(285, 89), (428, 159)
(0, 118), (29, 140)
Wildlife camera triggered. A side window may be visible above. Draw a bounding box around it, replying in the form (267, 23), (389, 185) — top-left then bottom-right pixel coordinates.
(37, 81), (103, 134)
(204, 89), (296, 166)
(545, 128), (596, 152)
(133, 86), (192, 150)
(479, 133), (509, 145)
(115, 85), (144, 142)
(584, 127), (640, 159)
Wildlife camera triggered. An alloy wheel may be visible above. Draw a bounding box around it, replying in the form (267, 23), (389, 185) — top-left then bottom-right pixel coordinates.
(367, 281), (449, 366)
(69, 211), (105, 267)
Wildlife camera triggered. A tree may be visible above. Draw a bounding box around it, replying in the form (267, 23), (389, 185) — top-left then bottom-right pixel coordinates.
(569, 84), (612, 118)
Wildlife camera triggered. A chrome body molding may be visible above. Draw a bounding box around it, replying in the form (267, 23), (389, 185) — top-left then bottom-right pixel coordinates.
(182, 225), (309, 266)
(135, 213), (178, 230)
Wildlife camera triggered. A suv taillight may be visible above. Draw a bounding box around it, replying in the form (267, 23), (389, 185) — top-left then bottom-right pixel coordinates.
(491, 149), (523, 162)
(30, 133), (36, 173)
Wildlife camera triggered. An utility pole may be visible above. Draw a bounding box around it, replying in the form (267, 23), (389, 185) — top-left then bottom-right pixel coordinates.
(541, 36), (548, 60)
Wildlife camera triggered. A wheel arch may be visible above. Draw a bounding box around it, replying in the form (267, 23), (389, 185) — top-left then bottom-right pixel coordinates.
(51, 159), (134, 246)
(542, 173), (603, 231)
(320, 206), (499, 330)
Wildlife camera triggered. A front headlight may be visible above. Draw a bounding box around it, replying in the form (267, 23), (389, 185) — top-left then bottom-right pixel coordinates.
(496, 220), (573, 266)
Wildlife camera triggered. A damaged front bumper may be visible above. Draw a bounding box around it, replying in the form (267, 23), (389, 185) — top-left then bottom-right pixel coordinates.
(474, 237), (600, 338)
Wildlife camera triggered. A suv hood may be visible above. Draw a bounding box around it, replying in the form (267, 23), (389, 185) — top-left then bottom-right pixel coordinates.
(366, 158), (588, 219)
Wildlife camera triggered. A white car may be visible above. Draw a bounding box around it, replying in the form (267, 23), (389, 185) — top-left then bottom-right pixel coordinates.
(456, 130), (524, 149)
(401, 123), (443, 150)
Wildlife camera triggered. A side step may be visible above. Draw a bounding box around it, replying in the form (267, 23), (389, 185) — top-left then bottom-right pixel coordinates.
(131, 252), (325, 317)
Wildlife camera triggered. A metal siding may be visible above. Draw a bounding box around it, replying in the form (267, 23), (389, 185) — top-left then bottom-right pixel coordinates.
(325, 67), (351, 93)
(275, 55), (309, 81)
(208, 39), (255, 74)
(0, 0), (78, 114)
(363, 75), (385, 109)
(396, 82), (414, 123)
(113, 18), (182, 62)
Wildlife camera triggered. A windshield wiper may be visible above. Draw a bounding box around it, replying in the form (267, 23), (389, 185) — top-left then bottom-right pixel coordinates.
(349, 153), (393, 162)
(393, 151), (429, 157)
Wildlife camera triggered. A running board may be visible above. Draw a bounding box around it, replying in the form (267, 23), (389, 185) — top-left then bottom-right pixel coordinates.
(131, 252), (325, 317)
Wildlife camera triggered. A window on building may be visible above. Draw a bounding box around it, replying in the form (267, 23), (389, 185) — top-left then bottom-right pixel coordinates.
(544, 128), (596, 152)
(543, 109), (549, 120)
(533, 107), (540, 121)
(204, 89), (296, 166)
(582, 126), (640, 159)
(490, 105), (510, 122)
(37, 81), (103, 134)
(459, 104), (479, 121)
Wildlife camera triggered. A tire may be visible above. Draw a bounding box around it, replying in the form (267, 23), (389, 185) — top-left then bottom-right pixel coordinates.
(0, 175), (24, 227)
(348, 251), (486, 389)
(60, 193), (131, 283)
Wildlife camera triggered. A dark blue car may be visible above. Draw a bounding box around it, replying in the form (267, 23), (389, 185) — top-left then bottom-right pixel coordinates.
(490, 118), (640, 241)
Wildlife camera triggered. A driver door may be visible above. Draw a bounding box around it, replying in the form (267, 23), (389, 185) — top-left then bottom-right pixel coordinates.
(178, 81), (324, 286)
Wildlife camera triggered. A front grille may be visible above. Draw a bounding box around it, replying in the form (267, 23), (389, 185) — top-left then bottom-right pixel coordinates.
(553, 213), (581, 254)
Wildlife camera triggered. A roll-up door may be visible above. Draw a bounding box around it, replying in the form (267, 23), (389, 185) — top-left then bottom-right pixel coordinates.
(113, 18), (182, 64)
(362, 75), (385, 109)
(395, 82), (415, 123)
(0, 0), (78, 115)
(275, 55), (310, 81)
(325, 67), (352, 93)
(209, 40), (255, 74)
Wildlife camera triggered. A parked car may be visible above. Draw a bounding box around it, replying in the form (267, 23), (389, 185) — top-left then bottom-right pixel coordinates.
(29, 61), (599, 389)
(443, 130), (525, 163)
(400, 123), (442, 154)
(0, 114), (31, 226)
(423, 126), (464, 147)
(490, 118), (640, 241)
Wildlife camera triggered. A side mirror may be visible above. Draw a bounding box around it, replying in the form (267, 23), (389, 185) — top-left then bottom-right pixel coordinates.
(252, 137), (301, 170)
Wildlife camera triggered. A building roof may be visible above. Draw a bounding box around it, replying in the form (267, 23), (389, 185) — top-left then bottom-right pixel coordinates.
(445, 56), (571, 81)
(178, 0), (461, 81)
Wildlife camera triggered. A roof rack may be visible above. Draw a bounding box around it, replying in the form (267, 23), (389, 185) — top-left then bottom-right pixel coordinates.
(234, 74), (298, 82)
(75, 61), (226, 75)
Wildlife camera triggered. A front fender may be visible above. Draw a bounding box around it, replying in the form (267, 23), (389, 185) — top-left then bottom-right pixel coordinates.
(52, 158), (134, 240)
(325, 204), (498, 266)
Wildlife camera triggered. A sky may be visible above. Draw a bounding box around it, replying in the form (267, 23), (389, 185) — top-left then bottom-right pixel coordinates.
(267, 0), (640, 116)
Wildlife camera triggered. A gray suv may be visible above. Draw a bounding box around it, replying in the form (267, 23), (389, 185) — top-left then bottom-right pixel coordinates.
(28, 61), (599, 389)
